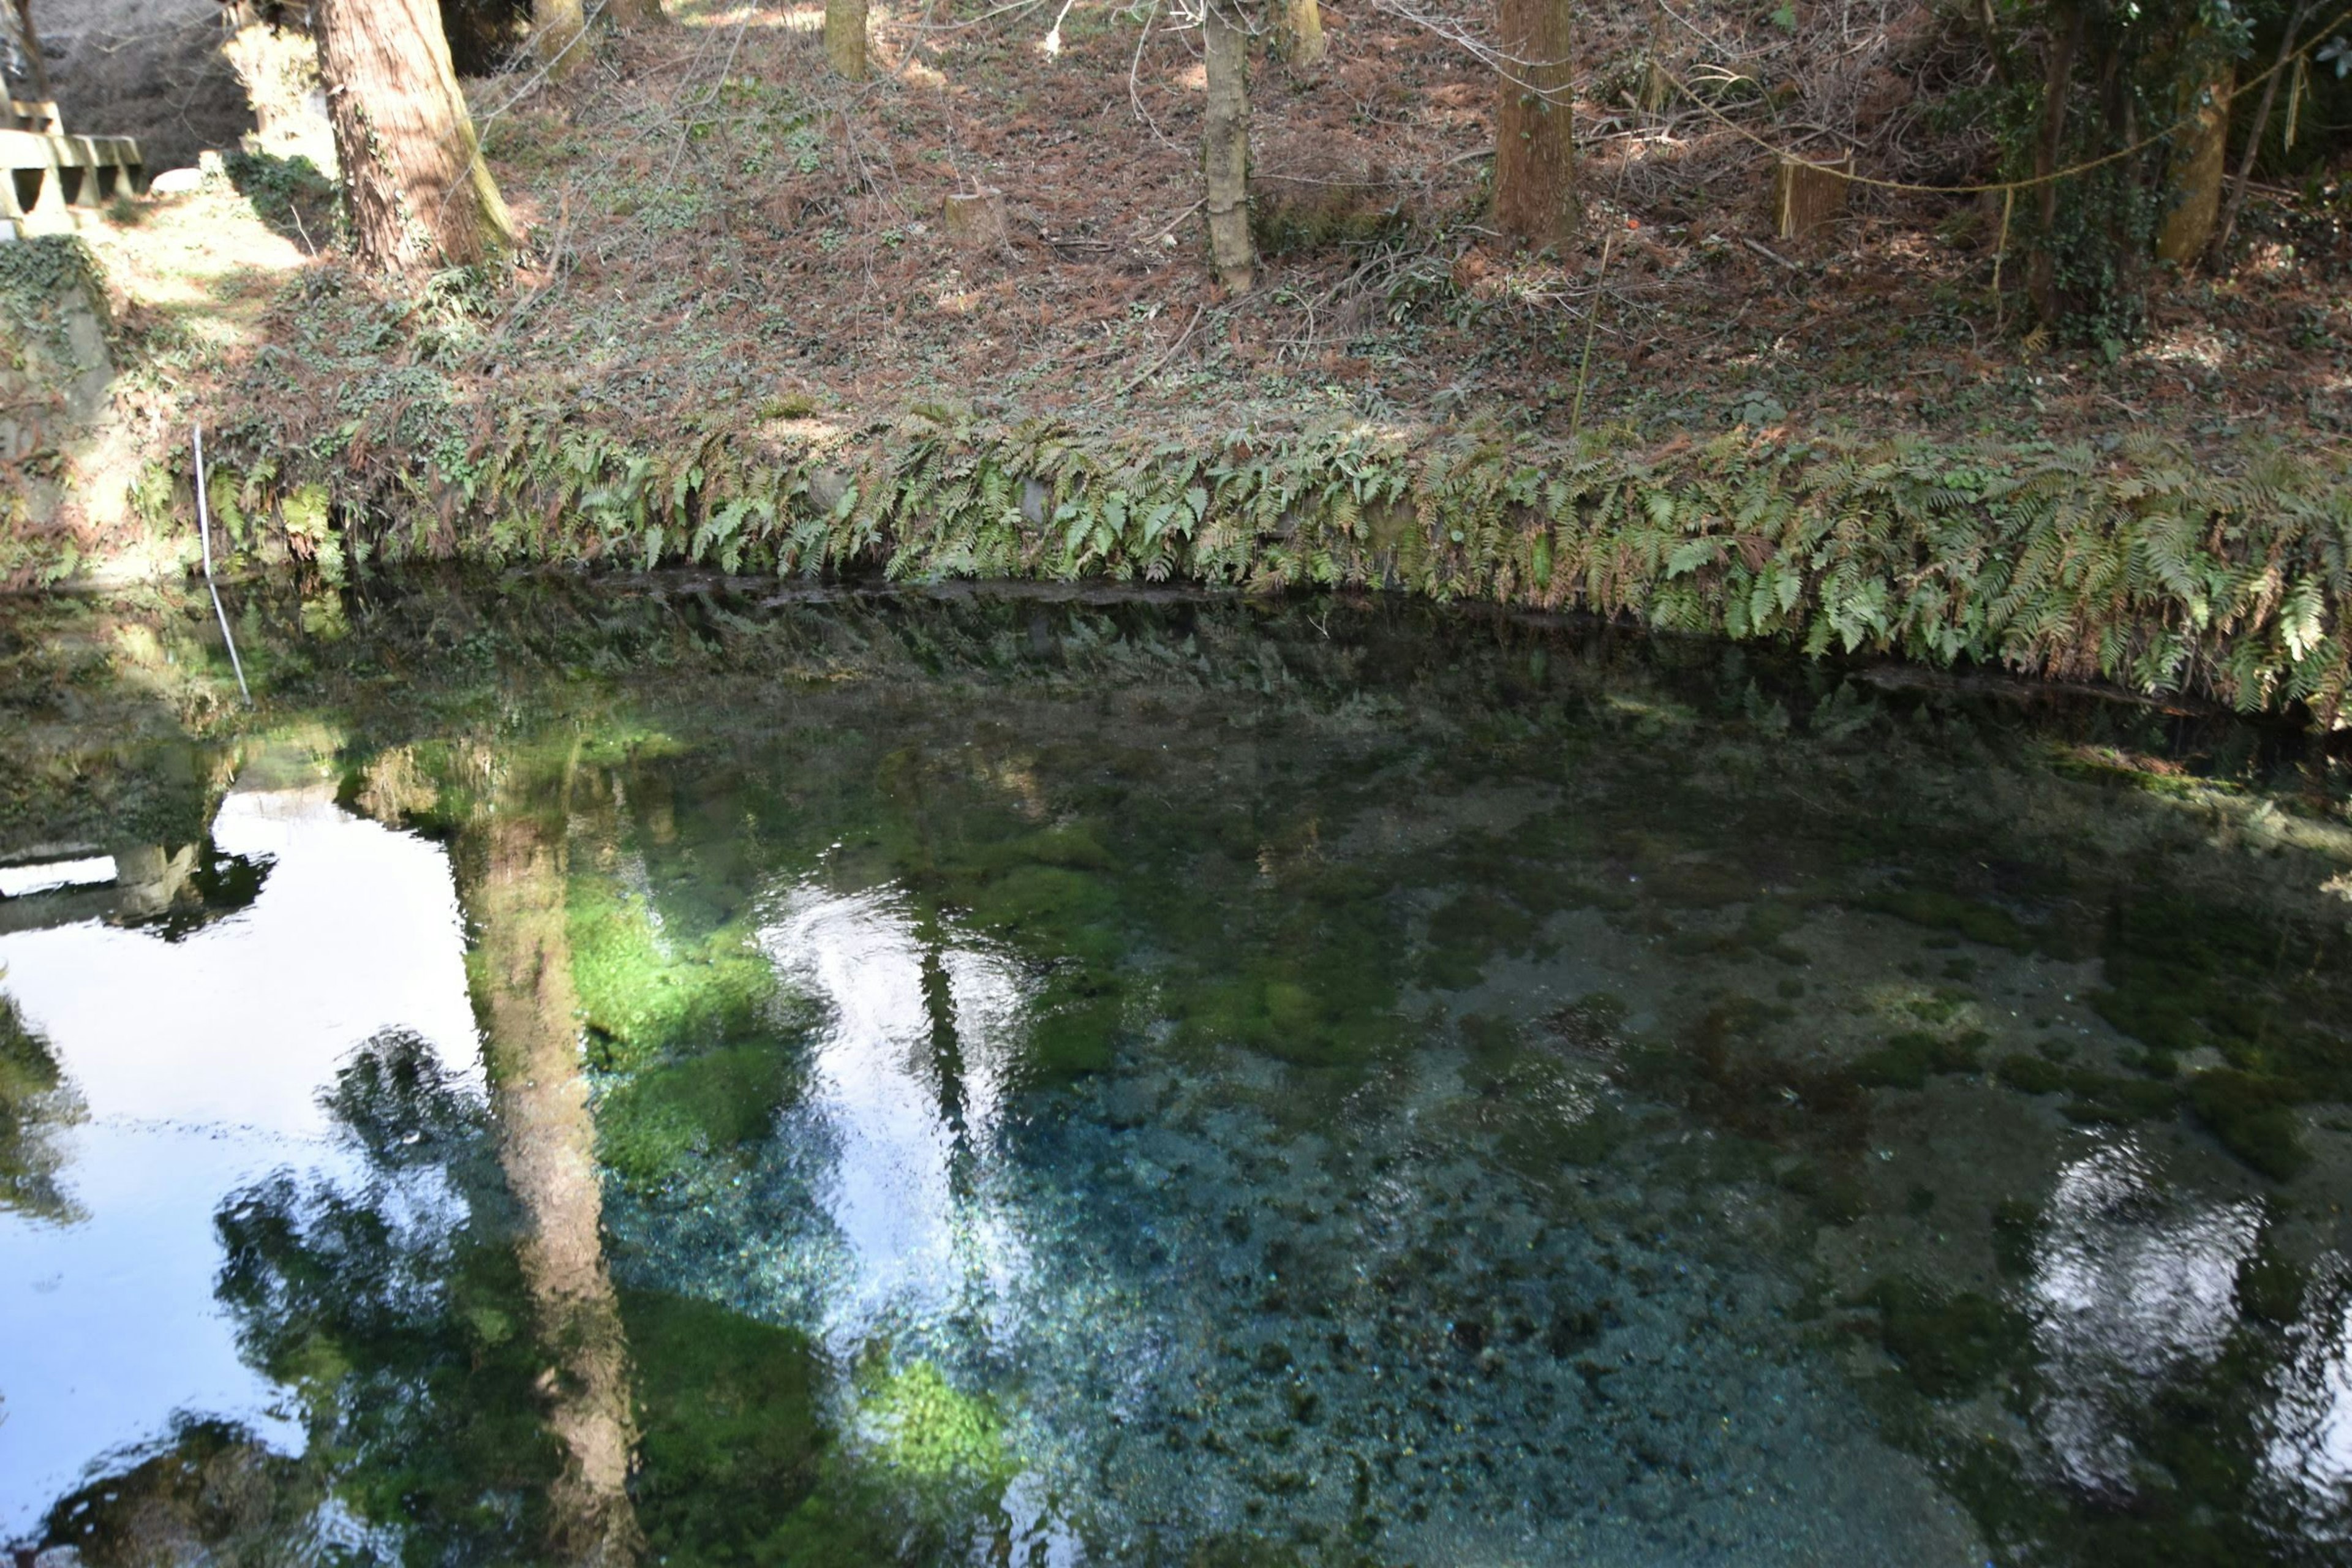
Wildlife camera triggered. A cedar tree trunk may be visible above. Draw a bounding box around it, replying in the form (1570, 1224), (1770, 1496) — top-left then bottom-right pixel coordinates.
(1280, 0), (1326, 69)
(2156, 62), (2232, 264)
(826, 0), (869, 79)
(1494, 0), (1577, 248)
(535, 0), (589, 76)
(2027, 3), (2082, 323)
(315, 0), (516, 271)
(1202, 0), (1255, 293)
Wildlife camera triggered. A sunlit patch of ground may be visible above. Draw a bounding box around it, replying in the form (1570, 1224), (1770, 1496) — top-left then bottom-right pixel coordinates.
(79, 181), (308, 358)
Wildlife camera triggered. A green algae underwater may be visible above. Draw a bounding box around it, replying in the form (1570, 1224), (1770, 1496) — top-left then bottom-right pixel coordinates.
(2, 576), (2351, 1567)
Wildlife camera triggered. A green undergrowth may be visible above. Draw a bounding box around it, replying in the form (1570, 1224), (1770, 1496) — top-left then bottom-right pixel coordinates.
(166, 411), (2352, 726)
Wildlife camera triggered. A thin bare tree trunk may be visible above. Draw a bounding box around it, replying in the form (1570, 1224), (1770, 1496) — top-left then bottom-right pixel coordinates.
(2027, 4), (2082, 324)
(535, 0), (590, 77)
(1493, 0), (1577, 249)
(8, 0), (50, 102)
(826, 0), (869, 79)
(1279, 0), (1326, 69)
(2156, 58), (2233, 263)
(1202, 0), (1254, 293)
(315, 0), (516, 271)
(467, 777), (644, 1568)
(2209, 0), (2307, 269)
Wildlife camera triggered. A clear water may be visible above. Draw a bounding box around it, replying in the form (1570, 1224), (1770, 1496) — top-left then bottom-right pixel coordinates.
(2, 583), (2350, 1566)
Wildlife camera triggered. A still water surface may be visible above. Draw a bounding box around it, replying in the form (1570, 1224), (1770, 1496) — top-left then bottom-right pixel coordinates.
(2, 584), (2349, 1565)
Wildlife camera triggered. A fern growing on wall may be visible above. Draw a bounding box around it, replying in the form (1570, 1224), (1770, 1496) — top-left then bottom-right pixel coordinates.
(165, 411), (2352, 727)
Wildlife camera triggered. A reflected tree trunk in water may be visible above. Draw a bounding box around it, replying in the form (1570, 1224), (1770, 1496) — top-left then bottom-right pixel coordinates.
(918, 918), (977, 1203)
(466, 766), (644, 1567)
(895, 752), (976, 1189)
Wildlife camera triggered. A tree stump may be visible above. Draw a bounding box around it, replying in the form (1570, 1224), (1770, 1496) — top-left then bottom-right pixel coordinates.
(1773, 151), (1852, 241)
(941, 187), (1010, 250)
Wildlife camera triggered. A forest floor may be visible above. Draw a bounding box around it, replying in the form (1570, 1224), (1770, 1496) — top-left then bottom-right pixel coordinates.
(70, 0), (2352, 480)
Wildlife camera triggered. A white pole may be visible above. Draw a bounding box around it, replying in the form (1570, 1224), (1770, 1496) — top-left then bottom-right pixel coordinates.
(194, 424), (252, 707)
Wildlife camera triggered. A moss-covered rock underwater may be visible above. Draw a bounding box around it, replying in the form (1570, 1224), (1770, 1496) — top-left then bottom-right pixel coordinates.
(11, 579), (2352, 1564)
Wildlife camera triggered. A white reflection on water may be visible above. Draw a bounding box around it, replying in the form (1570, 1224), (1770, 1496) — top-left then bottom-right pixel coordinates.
(2028, 1138), (2263, 1494)
(756, 883), (1033, 1351)
(0, 783), (479, 1536)
(2262, 1258), (2352, 1542)
(756, 883), (1082, 1563)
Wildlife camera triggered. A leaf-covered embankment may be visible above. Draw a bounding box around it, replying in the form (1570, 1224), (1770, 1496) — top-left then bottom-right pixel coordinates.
(173, 411), (2352, 726)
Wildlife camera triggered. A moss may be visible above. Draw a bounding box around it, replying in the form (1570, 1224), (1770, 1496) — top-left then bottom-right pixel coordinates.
(2057, 1071), (2180, 1124)
(1869, 887), (2038, 953)
(1172, 954), (1398, 1068)
(1990, 1197), (2040, 1278)
(1184, 1534), (1320, 1567)
(598, 1042), (801, 1191)
(623, 1290), (829, 1564)
(959, 863), (1125, 967)
(2051, 744), (2214, 799)
(1544, 991), (1628, 1042)
(2186, 1070), (2309, 1180)
(1932, 1425), (2273, 1568)
(1779, 1156), (1871, 1226)
(1417, 889), (1544, 989)
(861, 1360), (1014, 1487)
(2089, 892), (2352, 1095)
(1458, 1012), (1525, 1071)
(1862, 1276), (2028, 1399)
(1852, 1029), (1985, 1090)
(1002, 823), (1115, 872)
(567, 876), (777, 1073)
(1996, 1052), (2068, 1095)
(2235, 1241), (2306, 1326)
(1023, 989), (1124, 1080)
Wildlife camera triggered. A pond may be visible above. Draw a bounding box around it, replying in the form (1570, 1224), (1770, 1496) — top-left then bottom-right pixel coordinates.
(2, 580), (2350, 1566)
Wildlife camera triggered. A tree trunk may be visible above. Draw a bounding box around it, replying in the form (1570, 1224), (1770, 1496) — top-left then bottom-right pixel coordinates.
(466, 776), (645, 1568)
(2026, 3), (2082, 324)
(1202, 0), (1254, 294)
(826, 0), (869, 80)
(1493, 0), (1577, 249)
(7, 0), (50, 102)
(607, 0), (669, 25)
(2209, 0), (2309, 269)
(315, 0), (516, 271)
(2155, 61), (2232, 264)
(535, 0), (589, 77)
(1279, 0), (1326, 69)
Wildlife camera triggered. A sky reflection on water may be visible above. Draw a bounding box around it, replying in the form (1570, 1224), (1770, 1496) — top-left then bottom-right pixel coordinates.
(0, 782), (478, 1534)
